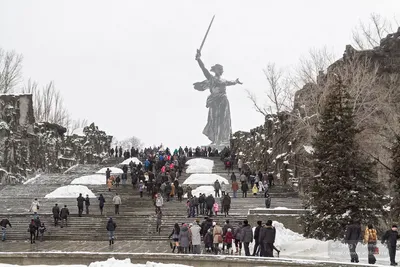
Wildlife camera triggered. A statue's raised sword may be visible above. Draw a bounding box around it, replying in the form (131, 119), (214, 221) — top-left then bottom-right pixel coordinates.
(196, 15), (215, 59)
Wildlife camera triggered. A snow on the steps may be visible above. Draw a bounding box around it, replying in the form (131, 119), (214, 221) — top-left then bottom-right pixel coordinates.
(0, 258), (194, 267)
(186, 164), (212, 174)
(185, 158), (213, 168)
(184, 185), (221, 198)
(120, 157), (141, 165)
(45, 185), (96, 199)
(23, 174), (41, 185)
(96, 167), (123, 174)
(182, 173), (228, 185)
(303, 145), (314, 154)
(71, 174), (106, 185)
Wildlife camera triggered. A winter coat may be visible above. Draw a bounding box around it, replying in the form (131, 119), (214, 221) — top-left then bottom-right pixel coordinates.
(30, 200), (40, 213)
(234, 227), (242, 240)
(98, 196), (106, 207)
(213, 203), (219, 212)
(107, 178), (113, 189)
(382, 229), (400, 247)
(258, 181), (264, 192)
(241, 182), (249, 192)
(213, 225), (223, 243)
(170, 184), (175, 196)
(177, 186), (184, 196)
(28, 222), (37, 233)
(193, 196), (199, 206)
(165, 184), (171, 194)
(85, 197), (90, 206)
(190, 224), (202, 245)
(52, 206), (60, 217)
(238, 159), (243, 168)
(39, 224), (46, 234)
(60, 207), (69, 219)
(252, 185), (258, 194)
(0, 219), (11, 228)
(230, 173), (237, 182)
(156, 196), (163, 207)
(205, 195), (215, 208)
(222, 194), (231, 207)
(113, 196), (122, 205)
(179, 226), (190, 248)
(232, 181), (239, 191)
(259, 225), (276, 244)
(77, 196), (85, 207)
(214, 181), (221, 191)
(224, 231), (233, 244)
(198, 194), (205, 203)
(345, 223), (361, 244)
(221, 182), (227, 192)
(254, 225), (262, 242)
(364, 227), (377, 243)
(240, 224), (253, 243)
(106, 219), (116, 231)
(222, 223), (234, 236)
(204, 231), (213, 247)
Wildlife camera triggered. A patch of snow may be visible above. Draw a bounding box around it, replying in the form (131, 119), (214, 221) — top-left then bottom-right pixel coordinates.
(184, 185), (221, 198)
(96, 167), (123, 174)
(267, 148), (273, 154)
(185, 158), (214, 169)
(23, 174), (41, 185)
(120, 157), (141, 165)
(283, 160), (289, 164)
(45, 185), (96, 199)
(276, 153), (287, 159)
(71, 174), (106, 185)
(274, 207), (289, 210)
(186, 164), (212, 174)
(183, 174), (228, 185)
(303, 145), (314, 154)
(63, 164), (79, 174)
(0, 121), (10, 131)
(70, 127), (85, 137)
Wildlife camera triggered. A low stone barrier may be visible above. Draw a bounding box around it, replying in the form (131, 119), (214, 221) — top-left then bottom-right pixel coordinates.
(0, 252), (369, 267)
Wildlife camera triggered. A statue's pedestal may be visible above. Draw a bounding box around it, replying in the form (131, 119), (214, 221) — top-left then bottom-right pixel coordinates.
(203, 142), (230, 151)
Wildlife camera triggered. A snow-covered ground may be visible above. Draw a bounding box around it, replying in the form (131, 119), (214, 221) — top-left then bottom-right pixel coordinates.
(96, 167), (123, 174)
(44, 185), (96, 198)
(0, 258), (193, 267)
(120, 157), (141, 165)
(23, 174), (41, 185)
(185, 164), (212, 174)
(182, 174), (228, 185)
(183, 186), (221, 198)
(71, 175), (106, 185)
(186, 158), (213, 167)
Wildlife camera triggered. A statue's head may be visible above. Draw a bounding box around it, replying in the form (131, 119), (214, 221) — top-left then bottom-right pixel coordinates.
(210, 64), (224, 76)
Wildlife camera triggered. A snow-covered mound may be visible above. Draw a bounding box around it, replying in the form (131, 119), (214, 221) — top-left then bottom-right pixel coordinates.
(184, 185), (221, 198)
(120, 157), (141, 165)
(182, 173), (228, 185)
(71, 174), (106, 185)
(186, 164), (212, 174)
(96, 167), (123, 174)
(45, 185), (96, 199)
(186, 158), (213, 168)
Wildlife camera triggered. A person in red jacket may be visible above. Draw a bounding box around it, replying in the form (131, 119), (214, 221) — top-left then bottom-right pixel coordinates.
(224, 228), (234, 255)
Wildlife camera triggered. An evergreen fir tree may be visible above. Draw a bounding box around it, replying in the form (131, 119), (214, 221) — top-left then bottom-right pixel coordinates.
(302, 77), (387, 240)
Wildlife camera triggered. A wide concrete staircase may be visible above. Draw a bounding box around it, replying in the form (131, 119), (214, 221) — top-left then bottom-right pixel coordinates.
(0, 157), (299, 241)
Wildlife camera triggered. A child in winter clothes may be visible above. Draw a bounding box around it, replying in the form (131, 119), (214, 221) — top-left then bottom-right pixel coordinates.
(204, 228), (214, 253)
(39, 222), (46, 241)
(252, 184), (258, 195)
(213, 202), (219, 216)
(139, 182), (144, 198)
(224, 228), (234, 255)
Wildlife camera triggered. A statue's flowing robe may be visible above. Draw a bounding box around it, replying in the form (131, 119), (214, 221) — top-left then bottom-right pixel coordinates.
(193, 76), (234, 145)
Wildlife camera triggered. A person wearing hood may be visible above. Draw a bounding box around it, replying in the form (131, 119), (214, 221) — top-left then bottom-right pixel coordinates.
(29, 198), (40, 215)
(77, 193), (85, 217)
(179, 223), (190, 254)
(240, 220), (253, 256)
(259, 220), (276, 257)
(213, 221), (223, 254)
(190, 220), (202, 254)
(106, 217), (117, 245)
(98, 194), (106, 215)
(344, 220), (361, 263)
(382, 224), (400, 266)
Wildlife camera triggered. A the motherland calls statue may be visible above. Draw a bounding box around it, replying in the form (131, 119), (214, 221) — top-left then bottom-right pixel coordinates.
(193, 16), (242, 147)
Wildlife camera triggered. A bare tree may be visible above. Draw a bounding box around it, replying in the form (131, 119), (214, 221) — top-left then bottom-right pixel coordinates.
(0, 48), (23, 93)
(118, 136), (144, 150)
(352, 13), (399, 50)
(66, 118), (89, 135)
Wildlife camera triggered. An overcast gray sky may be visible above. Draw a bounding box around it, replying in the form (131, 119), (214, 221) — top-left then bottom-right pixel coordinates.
(0, 0), (399, 149)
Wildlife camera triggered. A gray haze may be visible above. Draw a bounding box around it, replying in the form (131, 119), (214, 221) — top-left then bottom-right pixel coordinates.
(0, 0), (399, 149)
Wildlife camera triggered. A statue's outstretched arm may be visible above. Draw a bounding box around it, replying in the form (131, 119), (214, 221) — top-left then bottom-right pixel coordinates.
(225, 78), (243, 86)
(197, 58), (212, 80)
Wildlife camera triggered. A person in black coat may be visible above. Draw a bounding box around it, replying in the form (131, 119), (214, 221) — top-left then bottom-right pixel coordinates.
(98, 194), (106, 215)
(382, 224), (400, 266)
(52, 203), (60, 226)
(85, 195), (90, 215)
(60, 205), (69, 228)
(344, 220), (361, 263)
(77, 193), (85, 217)
(0, 218), (12, 241)
(205, 195), (215, 216)
(241, 182), (249, 198)
(199, 194), (205, 215)
(28, 219), (37, 244)
(259, 220), (276, 257)
(106, 217), (117, 245)
(252, 220), (262, 256)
